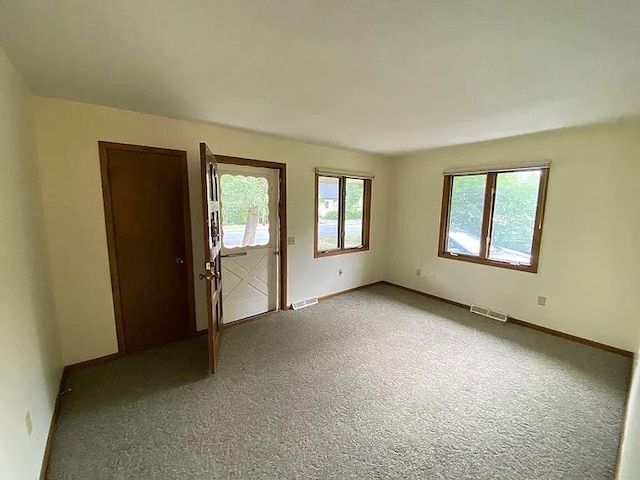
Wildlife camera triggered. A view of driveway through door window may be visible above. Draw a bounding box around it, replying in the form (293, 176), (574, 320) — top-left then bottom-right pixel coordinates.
(220, 174), (270, 248)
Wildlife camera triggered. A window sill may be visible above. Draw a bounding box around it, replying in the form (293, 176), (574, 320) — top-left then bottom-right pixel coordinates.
(437, 251), (538, 273)
(314, 246), (370, 258)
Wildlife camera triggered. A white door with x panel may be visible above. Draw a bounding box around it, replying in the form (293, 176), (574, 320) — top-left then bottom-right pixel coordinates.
(218, 164), (279, 324)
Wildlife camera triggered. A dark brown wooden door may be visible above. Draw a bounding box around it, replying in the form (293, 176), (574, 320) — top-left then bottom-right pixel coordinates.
(200, 142), (223, 374)
(99, 142), (196, 354)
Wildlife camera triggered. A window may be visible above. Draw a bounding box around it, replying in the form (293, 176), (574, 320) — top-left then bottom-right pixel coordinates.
(438, 166), (549, 272)
(315, 172), (372, 257)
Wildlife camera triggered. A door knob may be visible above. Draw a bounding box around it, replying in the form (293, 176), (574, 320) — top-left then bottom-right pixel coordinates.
(176, 257), (185, 265)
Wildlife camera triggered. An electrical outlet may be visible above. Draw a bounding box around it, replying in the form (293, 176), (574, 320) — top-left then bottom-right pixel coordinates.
(537, 296), (547, 306)
(338, 268), (344, 277)
(287, 236), (295, 246)
(25, 411), (32, 437)
(415, 268), (422, 276)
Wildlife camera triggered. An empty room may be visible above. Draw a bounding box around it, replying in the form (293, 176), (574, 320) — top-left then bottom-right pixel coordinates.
(1, 1), (639, 479)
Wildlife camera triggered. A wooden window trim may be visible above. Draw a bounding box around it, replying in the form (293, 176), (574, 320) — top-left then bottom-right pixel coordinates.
(314, 173), (372, 258)
(438, 168), (549, 273)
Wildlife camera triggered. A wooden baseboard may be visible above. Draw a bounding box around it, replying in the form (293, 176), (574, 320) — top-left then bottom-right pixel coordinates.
(44, 352), (122, 477)
(63, 352), (121, 374)
(380, 281), (468, 309)
(507, 318), (632, 357)
(317, 281), (384, 302)
(381, 281), (633, 358)
(39, 372), (65, 480)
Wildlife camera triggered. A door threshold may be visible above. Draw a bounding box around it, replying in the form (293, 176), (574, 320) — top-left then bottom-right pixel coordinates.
(222, 309), (280, 329)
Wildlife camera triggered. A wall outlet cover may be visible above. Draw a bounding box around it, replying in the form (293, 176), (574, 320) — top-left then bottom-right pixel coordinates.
(537, 296), (547, 306)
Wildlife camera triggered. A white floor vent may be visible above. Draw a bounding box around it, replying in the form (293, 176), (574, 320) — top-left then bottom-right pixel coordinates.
(291, 297), (319, 310)
(470, 304), (508, 322)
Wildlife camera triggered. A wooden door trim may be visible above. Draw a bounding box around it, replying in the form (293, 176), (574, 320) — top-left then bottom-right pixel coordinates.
(98, 141), (197, 355)
(215, 155), (288, 310)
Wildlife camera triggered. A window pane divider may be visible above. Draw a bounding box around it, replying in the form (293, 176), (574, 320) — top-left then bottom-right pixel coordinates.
(479, 173), (497, 259)
(337, 177), (345, 249)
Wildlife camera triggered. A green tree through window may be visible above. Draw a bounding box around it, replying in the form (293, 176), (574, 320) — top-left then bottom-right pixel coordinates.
(220, 174), (269, 247)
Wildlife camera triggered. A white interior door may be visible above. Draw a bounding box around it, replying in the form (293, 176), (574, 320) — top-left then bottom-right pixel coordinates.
(219, 164), (279, 324)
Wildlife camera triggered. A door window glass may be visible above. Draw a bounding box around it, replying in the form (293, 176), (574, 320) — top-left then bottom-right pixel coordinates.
(220, 174), (270, 248)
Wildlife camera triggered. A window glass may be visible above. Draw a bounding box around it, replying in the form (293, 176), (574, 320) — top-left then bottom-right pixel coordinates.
(220, 174), (269, 248)
(488, 170), (541, 265)
(344, 178), (364, 248)
(446, 174), (486, 256)
(439, 167), (548, 273)
(315, 174), (372, 256)
(317, 176), (340, 251)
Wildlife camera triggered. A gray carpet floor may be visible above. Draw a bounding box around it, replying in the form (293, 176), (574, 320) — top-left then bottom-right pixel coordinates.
(48, 284), (631, 479)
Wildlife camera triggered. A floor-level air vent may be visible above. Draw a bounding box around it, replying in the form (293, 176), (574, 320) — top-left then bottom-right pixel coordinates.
(470, 304), (508, 322)
(291, 297), (319, 310)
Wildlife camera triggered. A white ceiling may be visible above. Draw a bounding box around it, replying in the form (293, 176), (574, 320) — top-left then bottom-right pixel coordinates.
(1, 0), (639, 154)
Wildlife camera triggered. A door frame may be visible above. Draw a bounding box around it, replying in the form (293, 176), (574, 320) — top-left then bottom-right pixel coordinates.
(215, 155), (288, 311)
(98, 141), (197, 354)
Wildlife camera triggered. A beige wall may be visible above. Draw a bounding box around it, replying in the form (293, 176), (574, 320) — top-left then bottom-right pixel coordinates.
(0, 50), (61, 479)
(33, 97), (389, 366)
(385, 123), (640, 351)
(33, 95), (640, 364)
